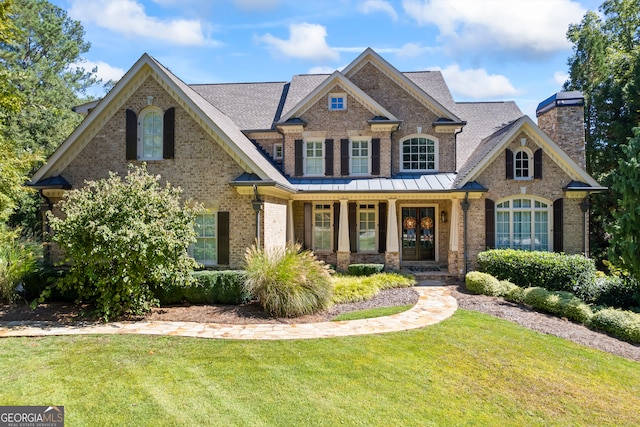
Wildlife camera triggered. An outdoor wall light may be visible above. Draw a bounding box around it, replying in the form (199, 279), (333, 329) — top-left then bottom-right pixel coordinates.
(440, 210), (448, 223)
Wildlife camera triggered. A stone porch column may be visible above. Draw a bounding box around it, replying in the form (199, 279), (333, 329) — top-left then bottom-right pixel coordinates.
(385, 199), (400, 270)
(337, 199), (351, 272)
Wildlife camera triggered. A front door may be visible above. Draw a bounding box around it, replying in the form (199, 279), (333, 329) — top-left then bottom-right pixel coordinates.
(401, 207), (436, 261)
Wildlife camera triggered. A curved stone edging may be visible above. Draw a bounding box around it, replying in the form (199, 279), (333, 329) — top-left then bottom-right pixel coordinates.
(0, 286), (457, 340)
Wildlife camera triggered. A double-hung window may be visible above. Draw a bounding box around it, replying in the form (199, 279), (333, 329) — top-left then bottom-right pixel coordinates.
(514, 149), (531, 179)
(358, 204), (377, 252)
(351, 140), (370, 175)
(313, 204), (333, 251)
(139, 108), (163, 160)
(192, 212), (217, 265)
(305, 141), (324, 176)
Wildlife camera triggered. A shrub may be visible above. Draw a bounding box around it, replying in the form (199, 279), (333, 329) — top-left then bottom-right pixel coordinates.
(0, 226), (41, 302)
(477, 249), (597, 299)
(331, 273), (415, 304)
(521, 287), (592, 324)
(592, 275), (640, 309)
(243, 243), (333, 317)
(465, 271), (502, 296)
(48, 165), (200, 321)
(155, 271), (249, 306)
(347, 264), (385, 276)
(591, 309), (640, 344)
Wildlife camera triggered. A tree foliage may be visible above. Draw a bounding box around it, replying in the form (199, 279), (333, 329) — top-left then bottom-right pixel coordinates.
(49, 165), (201, 321)
(565, 0), (640, 265)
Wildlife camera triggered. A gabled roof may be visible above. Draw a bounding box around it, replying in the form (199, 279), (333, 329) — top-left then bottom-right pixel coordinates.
(277, 71), (399, 124)
(31, 54), (294, 192)
(455, 115), (601, 189)
(342, 48), (463, 124)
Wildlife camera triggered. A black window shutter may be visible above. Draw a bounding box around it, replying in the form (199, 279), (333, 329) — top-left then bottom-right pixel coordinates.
(218, 211), (230, 265)
(325, 139), (334, 176)
(553, 198), (563, 253)
(378, 202), (387, 253)
(163, 107), (175, 159)
(371, 138), (380, 175)
(505, 149), (514, 179)
(304, 202), (312, 250)
(333, 202), (340, 252)
(295, 140), (304, 177)
(341, 139), (350, 176)
(348, 202), (357, 252)
(485, 198), (495, 249)
(126, 109), (137, 160)
(534, 149), (543, 179)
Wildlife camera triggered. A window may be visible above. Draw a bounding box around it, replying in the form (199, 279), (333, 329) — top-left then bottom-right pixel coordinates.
(358, 204), (377, 251)
(351, 140), (370, 175)
(514, 149), (531, 179)
(496, 198), (550, 251)
(305, 141), (324, 176)
(273, 143), (283, 160)
(401, 136), (437, 171)
(192, 212), (217, 265)
(313, 204), (333, 251)
(139, 108), (163, 160)
(329, 93), (346, 111)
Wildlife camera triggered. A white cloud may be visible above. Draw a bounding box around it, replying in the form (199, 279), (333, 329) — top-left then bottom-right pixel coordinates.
(395, 42), (435, 58)
(432, 64), (519, 99)
(308, 66), (339, 74)
(259, 23), (339, 61)
(80, 60), (126, 82)
(69, 0), (214, 46)
(403, 0), (585, 55)
(553, 71), (570, 86)
(358, 0), (398, 21)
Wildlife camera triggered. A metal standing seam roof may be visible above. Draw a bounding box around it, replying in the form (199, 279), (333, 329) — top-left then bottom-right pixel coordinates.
(289, 173), (458, 192)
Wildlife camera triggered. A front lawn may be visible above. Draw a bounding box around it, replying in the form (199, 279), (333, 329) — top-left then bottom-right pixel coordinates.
(1, 309), (638, 426)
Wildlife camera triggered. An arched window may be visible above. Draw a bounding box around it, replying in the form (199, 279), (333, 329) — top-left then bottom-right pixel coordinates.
(514, 148), (532, 179)
(496, 196), (551, 251)
(400, 135), (438, 172)
(139, 107), (163, 160)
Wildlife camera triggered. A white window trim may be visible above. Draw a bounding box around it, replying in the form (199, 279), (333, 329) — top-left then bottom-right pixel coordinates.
(312, 203), (333, 252)
(304, 140), (325, 177)
(357, 203), (378, 253)
(495, 196), (552, 252)
(138, 106), (164, 161)
(328, 92), (347, 111)
(514, 147), (533, 181)
(190, 211), (218, 266)
(350, 138), (372, 176)
(273, 143), (283, 160)
(399, 134), (439, 172)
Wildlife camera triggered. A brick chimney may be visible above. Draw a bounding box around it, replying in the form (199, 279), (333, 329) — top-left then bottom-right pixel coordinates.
(536, 91), (586, 170)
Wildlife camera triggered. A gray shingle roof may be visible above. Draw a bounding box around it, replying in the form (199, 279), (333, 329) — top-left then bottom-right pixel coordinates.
(404, 71), (456, 112)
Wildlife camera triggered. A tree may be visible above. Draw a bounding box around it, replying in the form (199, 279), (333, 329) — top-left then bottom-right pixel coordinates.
(564, 0), (640, 266)
(49, 165), (201, 321)
(607, 127), (640, 277)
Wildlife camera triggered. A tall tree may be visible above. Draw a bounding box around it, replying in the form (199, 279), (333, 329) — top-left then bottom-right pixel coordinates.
(565, 0), (640, 266)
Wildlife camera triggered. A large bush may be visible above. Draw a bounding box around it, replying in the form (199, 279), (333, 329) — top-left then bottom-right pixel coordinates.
(49, 165), (200, 321)
(155, 270), (249, 306)
(591, 309), (640, 344)
(477, 249), (597, 299)
(243, 243), (333, 317)
(0, 226), (41, 302)
(464, 271), (515, 297)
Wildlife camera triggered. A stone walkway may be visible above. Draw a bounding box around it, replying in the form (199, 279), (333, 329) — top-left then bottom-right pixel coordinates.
(0, 285), (457, 340)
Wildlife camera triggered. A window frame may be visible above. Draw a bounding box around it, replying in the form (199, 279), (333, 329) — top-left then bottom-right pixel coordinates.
(138, 106), (164, 160)
(273, 143), (283, 160)
(514, 147), (533, 180)
(495, 196), (551, 252)
(357, 203), (378, 252)
(399, 134), (439, 172)
(304, 139), (325, 176)
(191, 211), (218, 266)
(312, 203), (333, 252)
(328, 93), (347, 111)
(350, 138), (371, 176)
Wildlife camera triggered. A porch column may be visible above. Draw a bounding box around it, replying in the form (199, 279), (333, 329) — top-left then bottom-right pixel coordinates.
(385, 199), (400, 270)
(448, 199), (461, 276)
(337, 199), (350, 271)
(287, 199), (294, 243)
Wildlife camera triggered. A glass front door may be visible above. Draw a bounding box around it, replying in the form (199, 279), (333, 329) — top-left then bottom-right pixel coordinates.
(401, 207), (436, 261)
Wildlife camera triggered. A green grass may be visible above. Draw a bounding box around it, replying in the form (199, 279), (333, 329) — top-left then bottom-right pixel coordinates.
(331, 305), (413, 321)
(1, 309), (638, 426)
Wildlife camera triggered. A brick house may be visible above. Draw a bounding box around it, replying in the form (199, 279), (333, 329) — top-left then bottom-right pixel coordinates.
(30, 48), (604, 276)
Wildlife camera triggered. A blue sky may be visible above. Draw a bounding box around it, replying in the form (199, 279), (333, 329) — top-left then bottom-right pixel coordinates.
(51, 0), (604, 118)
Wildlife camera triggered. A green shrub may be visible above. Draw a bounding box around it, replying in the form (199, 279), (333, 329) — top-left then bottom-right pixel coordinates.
(498, 280), (519, 296)
(591, 309), (640, 344)
(331, 273), (415, 304)
(347, 264), (385, 276)
(155, 270), (249, 306)
(465, 271), (502, 296)
(505, 286), (526, 304)
(0, 226), (42, 303)
(477, 249), (597, 299)
(243, 243), (333, 317)
(592, 275), (640, 309)
(365, 273), (415, 290)
(521, 287), (592, 324)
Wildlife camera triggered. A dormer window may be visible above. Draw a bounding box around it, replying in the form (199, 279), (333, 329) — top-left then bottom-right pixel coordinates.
(329, 93), (346, 111)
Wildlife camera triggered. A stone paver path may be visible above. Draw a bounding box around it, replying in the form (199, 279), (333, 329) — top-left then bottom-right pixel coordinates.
(0, 285), (457, 340)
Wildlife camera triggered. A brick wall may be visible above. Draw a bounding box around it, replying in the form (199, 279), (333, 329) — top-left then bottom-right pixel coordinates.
(537, 104), (586, 170)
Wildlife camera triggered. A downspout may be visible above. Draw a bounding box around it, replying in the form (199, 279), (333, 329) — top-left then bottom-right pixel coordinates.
(460, 192), (470, 275)
(454, 124), (465, 173)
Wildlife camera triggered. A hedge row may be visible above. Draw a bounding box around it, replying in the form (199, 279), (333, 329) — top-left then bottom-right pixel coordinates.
(347, 264), (385, 276)
(465, 271), (640, 344)
(154, 270), (250, 306)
